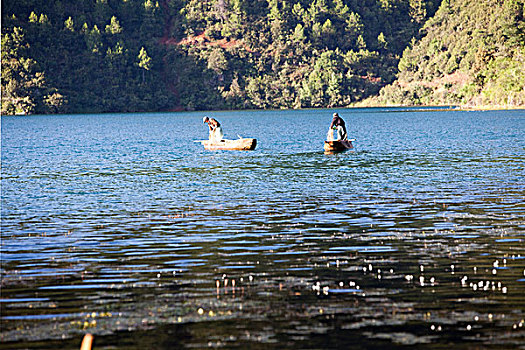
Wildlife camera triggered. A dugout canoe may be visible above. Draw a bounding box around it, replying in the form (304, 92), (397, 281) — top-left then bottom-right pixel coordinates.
(196, 138), (257, 151)
(324, 139), (354, 152)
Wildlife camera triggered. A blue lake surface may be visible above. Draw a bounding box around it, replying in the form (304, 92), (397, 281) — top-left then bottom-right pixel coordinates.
(1, 108), (525, 349)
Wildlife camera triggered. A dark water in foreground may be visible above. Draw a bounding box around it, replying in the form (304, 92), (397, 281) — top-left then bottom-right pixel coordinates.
(1, 108), (524, 349)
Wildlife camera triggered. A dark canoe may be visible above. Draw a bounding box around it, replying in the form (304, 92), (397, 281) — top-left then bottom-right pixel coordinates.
(198, 138), (257, 151)
(324, 139), (354, 152)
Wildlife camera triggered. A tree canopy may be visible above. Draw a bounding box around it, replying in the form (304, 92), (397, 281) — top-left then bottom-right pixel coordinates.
(374, 0), (525, 107)
(3, 0), (522, 115)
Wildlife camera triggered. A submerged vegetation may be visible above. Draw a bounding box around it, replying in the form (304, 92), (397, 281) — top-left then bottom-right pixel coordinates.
(1, 0), (524, 115)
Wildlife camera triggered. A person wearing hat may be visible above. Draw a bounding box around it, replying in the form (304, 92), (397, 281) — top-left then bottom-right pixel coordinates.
(203, 116), (224, 142)
(328, 112), (347, 141)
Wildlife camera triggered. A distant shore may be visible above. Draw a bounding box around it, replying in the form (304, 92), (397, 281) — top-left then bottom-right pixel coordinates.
(350, 101), (525, 111)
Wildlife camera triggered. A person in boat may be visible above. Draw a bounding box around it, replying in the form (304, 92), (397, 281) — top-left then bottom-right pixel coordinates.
(329, 112), (347, 141)
(203, 116), (224, 142)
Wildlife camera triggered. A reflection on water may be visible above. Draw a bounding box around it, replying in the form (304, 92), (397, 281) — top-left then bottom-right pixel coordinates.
(1, 108), (524, 349)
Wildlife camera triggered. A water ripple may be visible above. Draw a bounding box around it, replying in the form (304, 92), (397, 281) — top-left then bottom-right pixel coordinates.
(1, 109), (524, 348)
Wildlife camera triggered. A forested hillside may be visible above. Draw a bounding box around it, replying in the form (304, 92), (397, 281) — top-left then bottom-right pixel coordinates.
(2, 0), (442, 115)
(5, 0), (524, 114)
(374, 0), (525, 107)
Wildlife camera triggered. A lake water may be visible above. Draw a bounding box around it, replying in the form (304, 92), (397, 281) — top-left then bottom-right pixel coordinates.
(1, 108), (524, 349)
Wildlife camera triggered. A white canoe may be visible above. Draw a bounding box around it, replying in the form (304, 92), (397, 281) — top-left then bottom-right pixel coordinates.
(196, 138), (257, 151)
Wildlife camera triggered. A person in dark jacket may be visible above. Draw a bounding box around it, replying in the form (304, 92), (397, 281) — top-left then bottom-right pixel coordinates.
(328, 112), (347, 141)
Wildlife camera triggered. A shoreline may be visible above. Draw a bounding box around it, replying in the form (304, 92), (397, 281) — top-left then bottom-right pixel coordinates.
(2, 104), (524, 117)
(349, 101), (525, 112)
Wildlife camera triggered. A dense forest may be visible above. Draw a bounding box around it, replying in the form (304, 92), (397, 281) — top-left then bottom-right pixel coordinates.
(1, 0), (523, 115)
(372, 0), (525, 107)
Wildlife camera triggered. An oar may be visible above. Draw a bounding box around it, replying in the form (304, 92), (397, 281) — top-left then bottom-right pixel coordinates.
(80, 334), (93, 350)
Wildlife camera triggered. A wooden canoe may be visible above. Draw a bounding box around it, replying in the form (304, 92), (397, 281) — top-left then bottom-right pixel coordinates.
(324, 139), (354, 152)
(197, 138), (257, 151)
